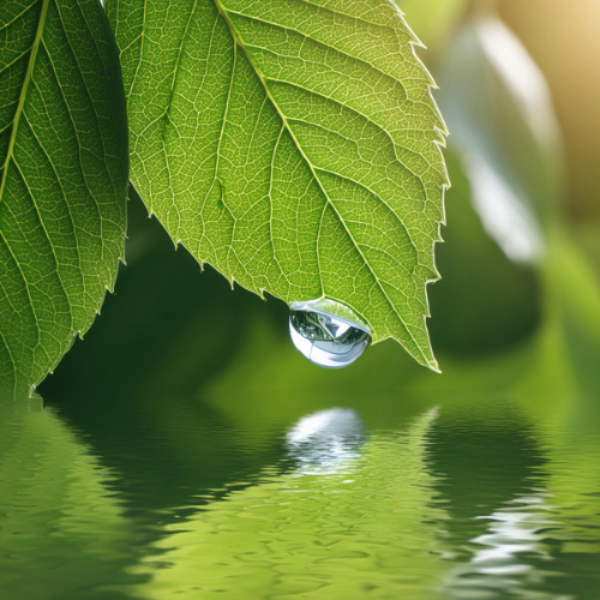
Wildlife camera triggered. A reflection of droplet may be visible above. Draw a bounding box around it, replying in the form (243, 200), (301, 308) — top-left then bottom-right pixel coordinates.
(289, 302), (371, 369)
(286, 408), (366, 474)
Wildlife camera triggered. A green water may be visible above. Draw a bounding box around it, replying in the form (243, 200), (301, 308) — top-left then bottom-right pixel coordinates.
(2, 200), (600, 599)
(2, 388), (600, 599)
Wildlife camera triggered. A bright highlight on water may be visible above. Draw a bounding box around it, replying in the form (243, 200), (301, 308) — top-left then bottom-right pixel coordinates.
(289, 301), (371, 368)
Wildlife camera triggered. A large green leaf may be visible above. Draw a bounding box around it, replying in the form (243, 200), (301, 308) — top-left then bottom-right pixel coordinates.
(108, 0), (448, 369)
(0, 0), (128, 397)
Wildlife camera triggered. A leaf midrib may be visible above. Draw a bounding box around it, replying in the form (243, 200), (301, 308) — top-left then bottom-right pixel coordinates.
(0, 0), (50, 205)
(212, 0), (433, 368)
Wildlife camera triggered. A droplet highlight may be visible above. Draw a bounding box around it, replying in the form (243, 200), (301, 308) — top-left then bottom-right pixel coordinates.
(289, 301), (371, 369)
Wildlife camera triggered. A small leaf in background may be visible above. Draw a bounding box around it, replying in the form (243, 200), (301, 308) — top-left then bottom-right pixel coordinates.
(108, 0), (448, 370)
(436, 16), (565, 264)
(433, 14), (600, 360)
(0, 0), (128, 397)
(427, 151), (541, 356)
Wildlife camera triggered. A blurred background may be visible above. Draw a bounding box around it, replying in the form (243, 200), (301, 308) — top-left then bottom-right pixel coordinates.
(3, 1), (600, 598)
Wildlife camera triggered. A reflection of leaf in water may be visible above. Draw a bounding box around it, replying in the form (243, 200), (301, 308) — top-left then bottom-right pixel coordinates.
(535, 436), (600, 599)
(126, 410), (449, 600)
(534, 389), (600, 560)
(442, 490), (564, 600)
(437, 403), (600, 600)
(0, 403), (134, 600)
(544, 437), (600, 552)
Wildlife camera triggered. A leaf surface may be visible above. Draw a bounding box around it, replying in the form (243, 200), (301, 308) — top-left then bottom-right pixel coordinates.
(0, 0), (128, 397)
(109, 0), (447, 368)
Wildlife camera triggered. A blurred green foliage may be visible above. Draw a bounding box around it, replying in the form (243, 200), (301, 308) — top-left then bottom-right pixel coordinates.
(399, 0), (466, 51)
(35, 0), (600, 428)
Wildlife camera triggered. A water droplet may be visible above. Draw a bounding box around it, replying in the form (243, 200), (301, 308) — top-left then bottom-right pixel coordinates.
(289, 301), (371, 368)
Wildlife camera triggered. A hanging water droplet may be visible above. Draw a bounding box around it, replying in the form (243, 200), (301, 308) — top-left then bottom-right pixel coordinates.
(289, 300), (371, 369)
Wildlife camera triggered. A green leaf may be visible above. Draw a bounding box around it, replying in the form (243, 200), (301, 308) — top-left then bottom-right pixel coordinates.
(108, 0), (448, 369)
(0, 0), (128, 397)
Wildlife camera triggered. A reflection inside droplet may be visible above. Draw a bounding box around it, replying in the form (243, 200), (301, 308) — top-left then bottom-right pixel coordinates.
(289, 305), (371, 368)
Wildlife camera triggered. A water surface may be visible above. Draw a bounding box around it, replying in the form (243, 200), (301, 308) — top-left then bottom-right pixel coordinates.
(2, 390), (600, 600)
